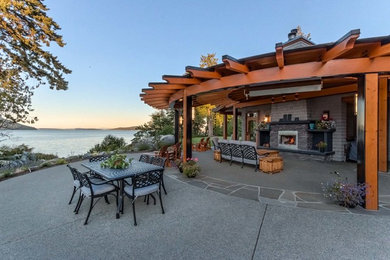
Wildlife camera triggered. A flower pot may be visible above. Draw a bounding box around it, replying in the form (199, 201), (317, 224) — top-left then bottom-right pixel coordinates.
(309, 123), (315, 130)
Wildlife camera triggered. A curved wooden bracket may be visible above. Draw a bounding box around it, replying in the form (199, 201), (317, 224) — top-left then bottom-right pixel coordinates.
(322, 30), (360, 62)
(275, 43), (284, 69)
(222, 55), (249, 73)
(185, 66), (221, 79)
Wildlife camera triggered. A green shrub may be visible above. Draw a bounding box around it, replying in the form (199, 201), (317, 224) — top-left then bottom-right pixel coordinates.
(89, 135), (127, 153)
(35, 153), (58, 160)
(55, 158), (68, 165)
(137, 142), (150, 151)
(0, 144), (32, 157)
(2, 169), (13, 179)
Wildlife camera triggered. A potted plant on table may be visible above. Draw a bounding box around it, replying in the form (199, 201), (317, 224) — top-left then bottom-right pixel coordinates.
(322, 173), (366, 208)
(316, 141), (327, 153)
(182, 157), (200, 178)
(100, 154), (133, 169)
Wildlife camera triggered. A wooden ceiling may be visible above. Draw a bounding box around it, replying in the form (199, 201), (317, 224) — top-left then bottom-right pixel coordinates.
(140, 30), (390, 110)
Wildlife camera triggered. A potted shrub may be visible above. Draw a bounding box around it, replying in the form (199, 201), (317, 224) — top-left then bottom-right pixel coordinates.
(174, 159), (183, 173)
(322, 173), (366, 208)
(316, 141), (327, 153)
(100, 154), (133, 169)
(257, 121), (270, 130)
(182, 158), (200, 178)
(315, 120), (336, 130)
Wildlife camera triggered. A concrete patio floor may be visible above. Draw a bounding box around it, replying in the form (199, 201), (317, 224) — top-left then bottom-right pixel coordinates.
(1, 154), (390, 259)
(176, 151), (390, 214)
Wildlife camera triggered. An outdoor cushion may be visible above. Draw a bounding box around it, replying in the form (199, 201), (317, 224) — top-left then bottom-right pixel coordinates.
(124, 184), (159, 197)
(229, 140), (241, 145)
(231, 156), (242, 163)
(73, 180), (80, 188)
(243, 158), (257, 165)
(221, 154), (231, 160)
(81, 183), (116, 197)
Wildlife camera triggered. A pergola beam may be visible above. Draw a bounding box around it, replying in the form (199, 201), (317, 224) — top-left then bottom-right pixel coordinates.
(222, 55), (249, 73)
(235, 84), (357, 108)
(275, 43), (284, 69)
(185, 66), (221, 79)
(369, 43), (390, 58)
(163, 75), (201, 85)
(142, 89), (177, 94)
(322, 29), (360, 62)
(149, 83), (186, 90)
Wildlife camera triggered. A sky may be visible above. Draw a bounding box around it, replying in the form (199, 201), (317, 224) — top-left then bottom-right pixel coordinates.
(30, 0), (390, 129)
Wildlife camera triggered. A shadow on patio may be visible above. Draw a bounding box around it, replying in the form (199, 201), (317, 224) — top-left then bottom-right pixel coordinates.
(168, 151), (390, 215)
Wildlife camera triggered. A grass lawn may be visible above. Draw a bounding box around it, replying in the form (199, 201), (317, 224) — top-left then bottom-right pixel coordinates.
(192, 136), (225, 145)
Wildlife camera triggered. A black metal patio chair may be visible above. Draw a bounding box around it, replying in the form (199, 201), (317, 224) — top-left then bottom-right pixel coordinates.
(150, 156), (167, 195)
(241, 145), (259, 171)
(67, 165), (111, 211)
(218, 142), (232, 164)
(124, 169), (165, 226)
(139, 154), (151, 164)
(73, 168), (118, 225)
(67, 165), (81, 205)
(89, 154), (111, 162)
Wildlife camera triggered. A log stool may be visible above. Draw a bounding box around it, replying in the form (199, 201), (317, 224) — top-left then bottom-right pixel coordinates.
(214, 150), (221, 161)
(257, 149), (279, 157)
(259, 156), (283, 174)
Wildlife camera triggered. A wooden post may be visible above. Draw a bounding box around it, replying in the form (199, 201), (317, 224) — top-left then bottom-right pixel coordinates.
(243, 110), (248, 141)
(365, 73), (379, 210)
(357, 76), (365, 185)
(378, 77), (388, 172)
(256, 110), (260, 146)
(174, 109), (179, 144)
(223, 114), (228, 139)
(232, 106), (238, 140)
(182, 90), (192, 162)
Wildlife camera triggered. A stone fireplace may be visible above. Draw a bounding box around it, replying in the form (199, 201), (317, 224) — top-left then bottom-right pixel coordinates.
(278, 130), (298, 150)
(268, 100), (312, 150)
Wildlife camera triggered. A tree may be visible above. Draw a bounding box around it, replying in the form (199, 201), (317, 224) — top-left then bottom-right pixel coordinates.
(296, 25), (311, 40)
(197, 53), (218, 137)
(0, 0), (71, 128)
(132, 109), (175, 148)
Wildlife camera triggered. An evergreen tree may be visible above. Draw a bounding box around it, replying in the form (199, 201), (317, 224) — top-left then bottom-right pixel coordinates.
(0, 0), (71, 127)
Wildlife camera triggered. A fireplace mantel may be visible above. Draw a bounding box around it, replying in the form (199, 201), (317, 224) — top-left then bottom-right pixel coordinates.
(270, 120), (311, 125)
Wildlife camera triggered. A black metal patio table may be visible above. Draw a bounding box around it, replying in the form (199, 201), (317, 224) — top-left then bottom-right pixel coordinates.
(81, 160), (163, 218)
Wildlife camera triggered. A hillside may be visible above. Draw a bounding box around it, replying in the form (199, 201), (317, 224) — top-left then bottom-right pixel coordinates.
(110, 126), (138, 130)
(0, 121), (37, 130)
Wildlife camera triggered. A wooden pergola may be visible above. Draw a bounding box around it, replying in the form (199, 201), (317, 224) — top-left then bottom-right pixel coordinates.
(140, 29), (390, 210)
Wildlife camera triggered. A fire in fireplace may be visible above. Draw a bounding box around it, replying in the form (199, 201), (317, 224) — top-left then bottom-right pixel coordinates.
(281, 135), (296, 145)
(278, 130), (298, 149)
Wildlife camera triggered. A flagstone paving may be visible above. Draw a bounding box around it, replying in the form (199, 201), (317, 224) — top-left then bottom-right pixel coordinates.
(168, 151), (390, 215)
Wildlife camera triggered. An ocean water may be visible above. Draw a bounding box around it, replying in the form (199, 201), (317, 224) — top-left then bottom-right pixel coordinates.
(0, 130), (137, 157)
